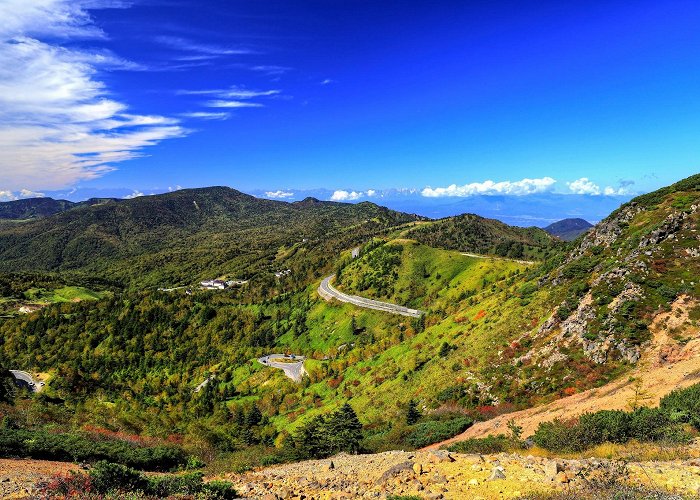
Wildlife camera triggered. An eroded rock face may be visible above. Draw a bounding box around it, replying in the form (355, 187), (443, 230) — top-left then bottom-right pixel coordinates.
(566, 203), (642, 262)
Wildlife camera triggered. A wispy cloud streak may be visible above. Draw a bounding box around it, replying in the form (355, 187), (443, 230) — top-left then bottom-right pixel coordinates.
(0, 0), (186, 191)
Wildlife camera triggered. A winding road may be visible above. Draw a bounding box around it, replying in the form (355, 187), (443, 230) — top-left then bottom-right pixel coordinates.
(318, 275), (423, 318)
(9, 370), (44, 393)
(258, 354), (306, 382)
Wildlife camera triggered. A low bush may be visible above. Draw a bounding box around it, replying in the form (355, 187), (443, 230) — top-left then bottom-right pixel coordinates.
(0, 428), (188, 471)
(660, 383), (700, 430)
(52, 461), (240, 498)
(533, 407), (690, 453)
(405, 417), (472, 448)
(446, 434), (511, 454)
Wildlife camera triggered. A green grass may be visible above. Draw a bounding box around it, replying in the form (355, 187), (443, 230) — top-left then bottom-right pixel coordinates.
(23, 285), (108, 303)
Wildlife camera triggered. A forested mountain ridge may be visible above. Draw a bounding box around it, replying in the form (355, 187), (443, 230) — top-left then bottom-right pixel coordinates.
(0, 197), (76, 220)
(0, 187), (422, 287)
(404, 213), (558, 260)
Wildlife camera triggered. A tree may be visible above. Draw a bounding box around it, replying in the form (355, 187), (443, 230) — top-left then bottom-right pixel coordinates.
(326, 403), (363, 454)
(627, 377), (651, 411)
(406, 399), (421, 425)
(0, 368), (15, 404)
(244, 404), (262, 428)
(439, 342), (452, 357)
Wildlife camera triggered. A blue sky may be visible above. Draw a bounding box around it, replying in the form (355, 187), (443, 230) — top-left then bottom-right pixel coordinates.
(0, 0), (699, 222)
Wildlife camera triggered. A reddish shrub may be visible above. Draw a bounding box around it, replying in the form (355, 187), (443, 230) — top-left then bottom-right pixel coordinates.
(38, 472), (93, 498)
(562, 386), (577, 396)
(473, 310), (486, 321)
(327, 377), (343, 389)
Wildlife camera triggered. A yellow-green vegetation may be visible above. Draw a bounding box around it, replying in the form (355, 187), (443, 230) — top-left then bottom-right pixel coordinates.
(0, 174), (697, 473)
(336, 238), (528, 310)
(23, 285), (108, 303)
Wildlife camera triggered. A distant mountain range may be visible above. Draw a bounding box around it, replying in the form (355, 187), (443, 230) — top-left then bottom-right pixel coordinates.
(0, 187), (421, 286)
(543, 218), (594, 241)
(15, 186), (634, 227)
(0, 187), (564, 286)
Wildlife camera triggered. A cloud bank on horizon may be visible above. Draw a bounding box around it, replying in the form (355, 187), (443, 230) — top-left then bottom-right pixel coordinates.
(317, 176), (632, 204)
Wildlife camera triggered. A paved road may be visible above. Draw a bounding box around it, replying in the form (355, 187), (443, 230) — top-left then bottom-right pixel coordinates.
(9, 370), (44, 393)
(318, 275), (423, 318)
(258, 354), (306, 382)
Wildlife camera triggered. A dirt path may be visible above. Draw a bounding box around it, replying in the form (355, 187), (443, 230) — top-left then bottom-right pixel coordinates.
(425, 295), (700, 450)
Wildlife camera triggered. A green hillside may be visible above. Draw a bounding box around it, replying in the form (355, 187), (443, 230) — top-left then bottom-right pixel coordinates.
(404, 213), (557, 260)
(0, 188), (420, 288)
(0, 197), (76, 220)
(335, 238), (527, 310)
(0, 174), (698, 472)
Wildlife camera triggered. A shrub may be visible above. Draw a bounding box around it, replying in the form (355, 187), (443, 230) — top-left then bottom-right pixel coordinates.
(0, 428), (188, 471)
(0, 429), (187, 470)
(87, 461), (237, 497)
(628, 407), (688, 443)
(39, 472), (94, 498)
(578, 410), (630, 444)
(447, 434), (511, 454)
(660, 382), (700, 430)
(89, 461), (149, 494)
(405, 417), (472, 448)
(534, 407), (691, 453)
(533, 419), (587, 452)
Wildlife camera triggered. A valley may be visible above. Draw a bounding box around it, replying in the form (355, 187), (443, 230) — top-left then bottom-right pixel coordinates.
(0, 174), (698, 498)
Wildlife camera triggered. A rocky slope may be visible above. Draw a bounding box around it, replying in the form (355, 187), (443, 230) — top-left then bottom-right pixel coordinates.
(219, 448), (700, 499)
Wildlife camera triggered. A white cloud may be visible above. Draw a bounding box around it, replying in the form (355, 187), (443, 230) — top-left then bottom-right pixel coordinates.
(603, 186), (627, 196)
(206, 100), (264, 108)
(178, 87), (279, 99)
(320, 79), (335, 85)
(366, 189), (376, 197)
(249, 65), (291, 75)
(179, 111), (230, 120)
(421, 177), (556, 197)
(123, 190), (144, 199)
(567, 177), (601, 195)
(265, 190), (294, 199)
(330, 190), (364, 201)
(154, 35), (254, 57)
(0, 188), (47, 201)
(0, 0), (186, 191)
(20, 189), (45, 198)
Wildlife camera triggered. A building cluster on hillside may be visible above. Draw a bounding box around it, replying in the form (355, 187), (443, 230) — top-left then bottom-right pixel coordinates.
(274, 269), (292, 278)
(200, 279), (249, 290)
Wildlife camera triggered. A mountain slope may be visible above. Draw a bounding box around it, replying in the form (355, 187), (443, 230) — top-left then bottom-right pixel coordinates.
(404, 213), (557, 260)
(0, 198), (76, 220)
(0, 175), (697, 472)
(0, 187), (421, 286)
(543, 217), (593, 241)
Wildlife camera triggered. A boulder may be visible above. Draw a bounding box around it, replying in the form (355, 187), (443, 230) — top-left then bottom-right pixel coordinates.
(544, 460), (563, 480)
(488, 466), (506, 481)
